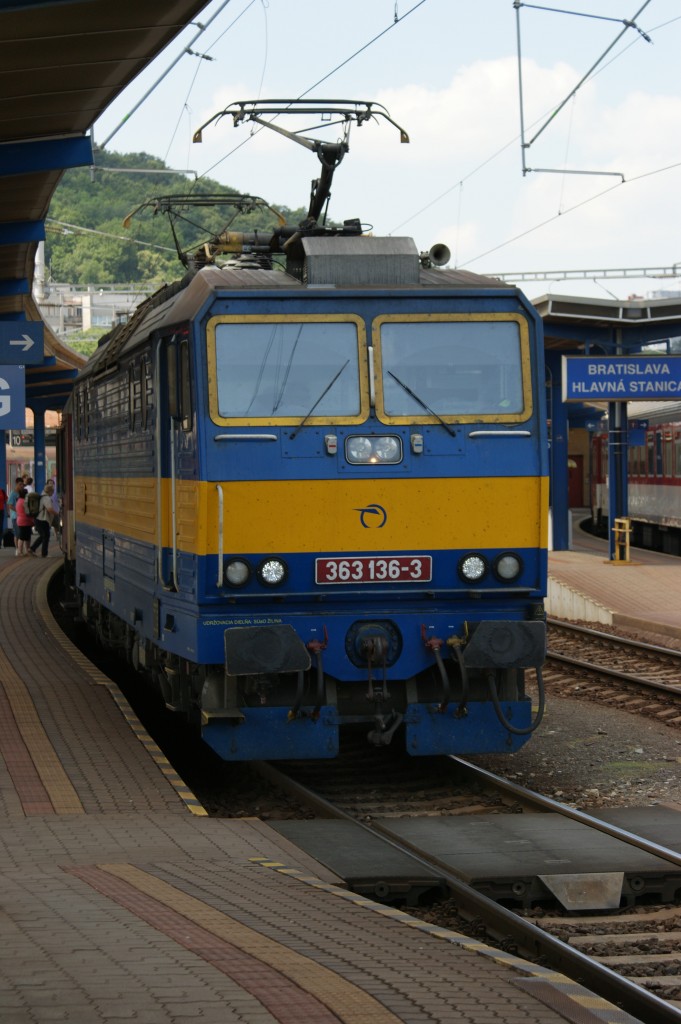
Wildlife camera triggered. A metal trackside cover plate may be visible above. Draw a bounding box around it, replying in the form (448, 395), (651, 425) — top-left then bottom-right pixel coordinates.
(539, 872), (624, 910)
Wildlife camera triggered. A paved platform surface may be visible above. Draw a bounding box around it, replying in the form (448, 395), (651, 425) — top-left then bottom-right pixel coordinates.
(0, 544), (649, 1024)
(548, 513), (681, 639)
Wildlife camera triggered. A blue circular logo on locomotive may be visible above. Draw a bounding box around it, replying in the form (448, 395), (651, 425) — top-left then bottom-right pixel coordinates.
(355, 503), (387, 528)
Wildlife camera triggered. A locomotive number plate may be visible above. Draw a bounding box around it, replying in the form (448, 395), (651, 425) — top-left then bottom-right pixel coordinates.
(315, 555), (432, 584)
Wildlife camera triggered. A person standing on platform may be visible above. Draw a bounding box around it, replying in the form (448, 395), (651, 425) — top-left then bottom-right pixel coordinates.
(23, 476), (35, 533)
(15, 487), (35, 556)
(0, 484), (6, 535)
(7, 476), (24, 552)
(30, 481), (56, 557)
(50, 478), (61, 538)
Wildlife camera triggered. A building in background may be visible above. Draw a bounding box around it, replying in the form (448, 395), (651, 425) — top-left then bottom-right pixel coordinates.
(34, 241), (153, 338)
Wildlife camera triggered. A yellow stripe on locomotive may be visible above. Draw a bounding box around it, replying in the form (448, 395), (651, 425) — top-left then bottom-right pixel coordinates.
(74, 475), (549, 554)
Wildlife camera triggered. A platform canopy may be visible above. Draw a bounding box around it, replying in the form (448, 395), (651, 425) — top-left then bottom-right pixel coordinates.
(0, 0), (212, 406)
(534, 293), (681, 353)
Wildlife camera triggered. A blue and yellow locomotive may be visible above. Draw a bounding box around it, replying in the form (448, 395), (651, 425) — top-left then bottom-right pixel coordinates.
(61, 102), (548, 760)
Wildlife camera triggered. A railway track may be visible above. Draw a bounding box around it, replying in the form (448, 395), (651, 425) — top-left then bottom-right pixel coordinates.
(254, 754), (681, 1022)
(546, 620), (681, 724)
(256, 735), (506, 819)
(53, 583), (681, 1018)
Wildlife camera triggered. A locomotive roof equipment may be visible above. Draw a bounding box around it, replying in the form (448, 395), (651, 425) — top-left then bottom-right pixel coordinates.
(125, 100), (411, 278)
(192, 98), (409, 227)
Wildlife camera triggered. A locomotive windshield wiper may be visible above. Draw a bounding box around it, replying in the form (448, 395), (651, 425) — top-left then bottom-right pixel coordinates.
(272, 324), (305, 413)
(387, 371), (457, 437)
(289, 360), (349, 439)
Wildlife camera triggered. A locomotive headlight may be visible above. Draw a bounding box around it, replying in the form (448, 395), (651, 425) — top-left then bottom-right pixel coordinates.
(346, 436), (373, 463)
(225, 558), (251, 587)
(458, 553), (488, 582)
(257, 557), (288, 586)
(373, 436), (402, 462)
(493, 553), (523, 582)
(345, 435), (402, 465)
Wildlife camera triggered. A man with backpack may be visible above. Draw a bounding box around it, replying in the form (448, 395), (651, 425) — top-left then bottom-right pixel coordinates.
(24, 488), (41, 519)
(28, 483), (54, 557)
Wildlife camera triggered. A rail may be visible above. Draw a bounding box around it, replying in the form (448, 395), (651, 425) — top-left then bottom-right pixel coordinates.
(254, 758), (681, 1024)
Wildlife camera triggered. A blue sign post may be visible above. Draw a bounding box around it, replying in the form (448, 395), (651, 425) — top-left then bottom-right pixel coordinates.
(0, 365), (27, 429)
(0, 321), (44, 365)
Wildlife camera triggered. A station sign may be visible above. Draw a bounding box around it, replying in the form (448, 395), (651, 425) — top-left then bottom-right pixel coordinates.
(9, 429), (57, 447)
(0, 321), (44, 365)
(0, 365), (26, 428)
(562, 354), (681, 402)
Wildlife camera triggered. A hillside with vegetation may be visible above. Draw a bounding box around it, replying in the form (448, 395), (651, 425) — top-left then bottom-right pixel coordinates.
(46, 148), (308, 286)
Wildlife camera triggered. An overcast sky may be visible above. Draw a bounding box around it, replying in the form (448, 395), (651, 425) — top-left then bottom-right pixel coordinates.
(92, 0), (681, 301)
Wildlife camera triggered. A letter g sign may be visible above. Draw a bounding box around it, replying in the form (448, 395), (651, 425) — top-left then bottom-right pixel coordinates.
(0, 377), (10, 417)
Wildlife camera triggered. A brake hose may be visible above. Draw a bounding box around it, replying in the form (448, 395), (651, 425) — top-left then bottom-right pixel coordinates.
(487, 666), (546, 735)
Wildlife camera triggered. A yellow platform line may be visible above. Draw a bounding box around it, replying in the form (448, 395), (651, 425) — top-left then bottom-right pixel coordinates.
(0, 642), (84, 815)
(251, 860), (635, 1024)
(35, 563), (207, 817)
(101, 863), (402, 1024)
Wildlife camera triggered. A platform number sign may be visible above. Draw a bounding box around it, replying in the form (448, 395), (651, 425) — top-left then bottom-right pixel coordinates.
(0, 365), (26, 429)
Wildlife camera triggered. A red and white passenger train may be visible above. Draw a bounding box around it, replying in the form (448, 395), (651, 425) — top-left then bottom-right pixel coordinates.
(591, 401), (681, 555)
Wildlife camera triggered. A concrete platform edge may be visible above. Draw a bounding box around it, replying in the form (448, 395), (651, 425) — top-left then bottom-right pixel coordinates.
(546, 575), (614, 626)
(251, 857), (645, 1024)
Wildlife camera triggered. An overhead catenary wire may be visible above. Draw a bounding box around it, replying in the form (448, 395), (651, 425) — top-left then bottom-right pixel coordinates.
(46, 219), (177, 254)
(297, 0), (429, 100)
(515, 2), (654, 34)
(392, 8), (676, 263)
(97, 0), (679, 284)
(197, 0), (430, 180)
(457, 157), (681, 270)
(516, 0), (653, 174)
(98, 0), (236, 150)
(519, 0), (654, 148)
(163, 0), (260, 164)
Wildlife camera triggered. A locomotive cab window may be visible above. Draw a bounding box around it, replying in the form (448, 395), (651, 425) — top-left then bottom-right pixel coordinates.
(166, 335), (192, 431)
(373, 314), (532, 424)
(207, 314), (368, 425)
(179, 339), (192, 431)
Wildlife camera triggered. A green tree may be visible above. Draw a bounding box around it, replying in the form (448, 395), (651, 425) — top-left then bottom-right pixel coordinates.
(61, 327), (108, 358)
(46, 149), (309, 286)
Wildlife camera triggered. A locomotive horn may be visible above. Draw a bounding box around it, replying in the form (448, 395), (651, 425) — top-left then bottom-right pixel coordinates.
(429, 243), (451, 266)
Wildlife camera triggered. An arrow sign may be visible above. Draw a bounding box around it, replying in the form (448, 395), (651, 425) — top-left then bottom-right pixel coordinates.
(11, 334), (34, 351)
(0, 321), (44, 364)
